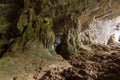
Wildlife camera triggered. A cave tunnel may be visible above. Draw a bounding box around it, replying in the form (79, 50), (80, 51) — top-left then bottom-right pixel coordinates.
(54, 33), (63, 53)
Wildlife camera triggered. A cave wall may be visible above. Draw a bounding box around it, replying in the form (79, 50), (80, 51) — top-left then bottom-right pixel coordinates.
(1, 0), (120, 58)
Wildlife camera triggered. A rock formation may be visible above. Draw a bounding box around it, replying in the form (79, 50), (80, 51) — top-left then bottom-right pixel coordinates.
(0, 0), (120, 80)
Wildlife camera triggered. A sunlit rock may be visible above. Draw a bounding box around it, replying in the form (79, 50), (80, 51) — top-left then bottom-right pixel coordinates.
(78, 16), (120, 45)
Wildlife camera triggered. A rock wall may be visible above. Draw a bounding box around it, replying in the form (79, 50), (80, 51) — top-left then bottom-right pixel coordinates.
(1, 0), (120, 58)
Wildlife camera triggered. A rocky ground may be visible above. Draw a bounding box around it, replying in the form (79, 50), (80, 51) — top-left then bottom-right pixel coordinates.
(1, 44), (118, 80)
(35, 45), (120, 80)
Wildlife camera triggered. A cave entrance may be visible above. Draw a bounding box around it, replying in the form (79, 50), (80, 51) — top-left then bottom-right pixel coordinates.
(113, 28), (120, 43)
(108, 23), (120, 44)
(112, 22), (120, 43)
(54, 33), (63, 53)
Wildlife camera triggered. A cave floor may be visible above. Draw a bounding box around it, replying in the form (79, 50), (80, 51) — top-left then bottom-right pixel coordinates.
(0, 44), (120, 80)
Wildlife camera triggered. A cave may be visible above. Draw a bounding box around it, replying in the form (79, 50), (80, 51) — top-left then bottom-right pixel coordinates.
(0, 0), (120, 80)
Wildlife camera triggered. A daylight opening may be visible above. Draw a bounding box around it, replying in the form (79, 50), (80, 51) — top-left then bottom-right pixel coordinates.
(86, 16), (120, 45)
(111, 22), (120, 43)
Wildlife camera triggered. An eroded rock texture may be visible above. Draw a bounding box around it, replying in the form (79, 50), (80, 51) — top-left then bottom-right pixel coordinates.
(0, 0), (120, 58)
(0, 0), (120, 80)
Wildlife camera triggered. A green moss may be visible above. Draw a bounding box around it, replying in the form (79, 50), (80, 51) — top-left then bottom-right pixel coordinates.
(40, 18), (52, 32)
(0, 40), (8, 46)
(36, 17), (55, 48)
(0, 16), (8, 25)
